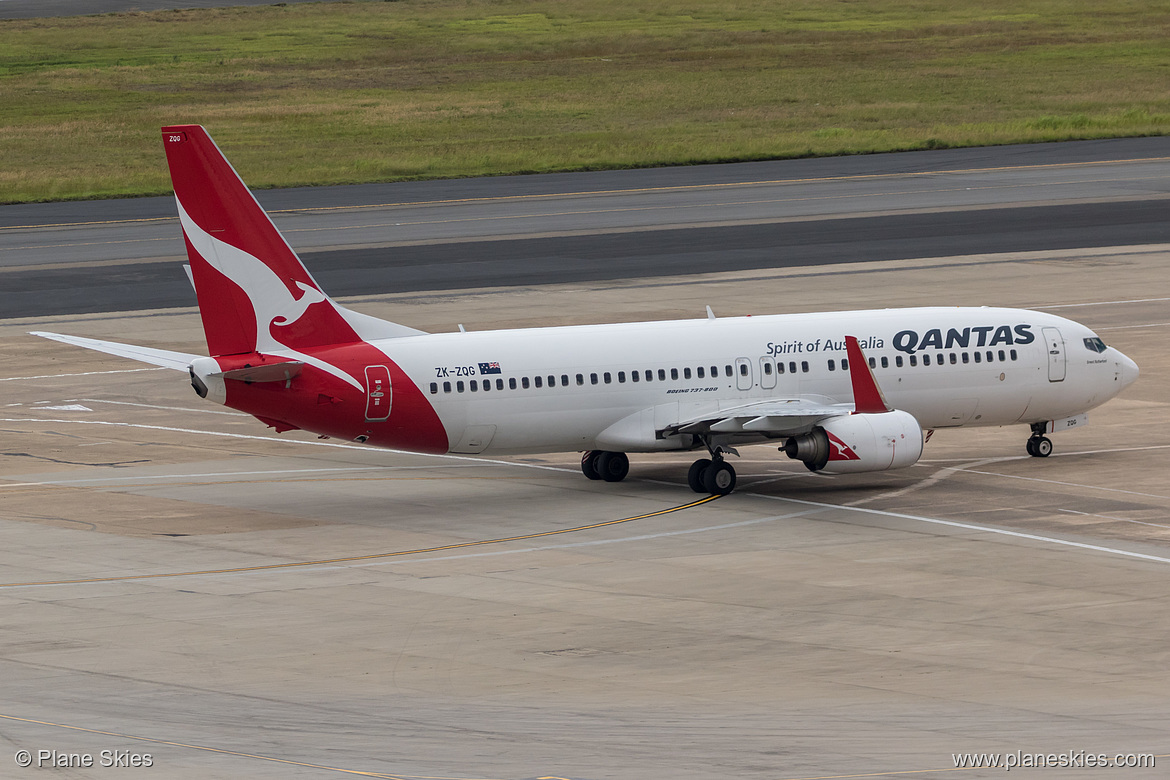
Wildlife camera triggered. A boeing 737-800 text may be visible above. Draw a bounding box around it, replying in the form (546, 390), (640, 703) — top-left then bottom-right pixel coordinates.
(32, 126), (1140, 495)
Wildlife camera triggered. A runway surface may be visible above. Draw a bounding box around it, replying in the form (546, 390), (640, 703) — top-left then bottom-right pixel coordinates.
(2, 146), (1168, 778)
(2, 137), (1169, 317)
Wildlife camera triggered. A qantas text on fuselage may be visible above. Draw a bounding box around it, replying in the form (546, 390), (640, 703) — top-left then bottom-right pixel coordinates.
(30, 126), (1139, 496)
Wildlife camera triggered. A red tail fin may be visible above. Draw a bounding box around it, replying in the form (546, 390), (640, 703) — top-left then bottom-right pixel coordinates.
(162, 125), (360, 357)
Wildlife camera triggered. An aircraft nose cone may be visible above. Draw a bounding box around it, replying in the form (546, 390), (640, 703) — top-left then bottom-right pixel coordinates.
(1116, 351), (1140, 389)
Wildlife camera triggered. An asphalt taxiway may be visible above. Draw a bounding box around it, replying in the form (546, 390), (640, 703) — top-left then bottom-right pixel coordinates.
(3, 137), (1170, 777)
(2, 239), (1168, 778)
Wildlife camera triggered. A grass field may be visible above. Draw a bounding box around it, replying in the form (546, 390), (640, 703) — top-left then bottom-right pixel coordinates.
(1, 0), (1168, 202)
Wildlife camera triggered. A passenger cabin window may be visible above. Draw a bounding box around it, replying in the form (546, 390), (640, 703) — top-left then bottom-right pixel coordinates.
(534, 376), (542, 388)
(973, 352), (981, 364)
(604, 372), (612, 384)
(841, 358), (849, 370)
(909, 355), (917, 367)
(801, 361), (809, 373)
(561, 374), (569, 386)
(895, 356), (903, 368)
(725, 365), (733, 377)
(881, 356), (888, 368)
(548, 375), (556, 387)
(522, 377), (530, 389)
(497, 378), (504, 390)
(763, 362), (773, 375)
(683, 368), (692, 379)
(457, 381), (465, 392)
(591, 373), (598, 385)
(576, 374), (584, 386)
(618, 371), (626, 383)
(631, 370), (640, 382)
(1010, 349), (1017, 360)
(429, 382), (438, 394)
(711, 366), (718, 378)
(828, 360), (836, 371)
(671, 368), (679, 380)
(739, 363), (748, 376)
(697, 366), (705, 379)
(789, 362), (797, 374)
(470, 380), (478, 391)
(923, 354), (931, 366)
(658, 369), (666, 381)
(444, 381), (452, 393)
(646, 370), (653, 382)
(509, 378), (517, 389)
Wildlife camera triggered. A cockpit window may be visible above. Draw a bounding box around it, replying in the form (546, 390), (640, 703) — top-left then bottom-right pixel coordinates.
(1083, 337), (1107, 353)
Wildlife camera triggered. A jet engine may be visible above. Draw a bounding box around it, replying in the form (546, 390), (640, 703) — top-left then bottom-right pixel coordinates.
(783, 410), (923, 474)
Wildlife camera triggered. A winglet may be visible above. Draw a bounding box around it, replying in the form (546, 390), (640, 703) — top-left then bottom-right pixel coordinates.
(845, 335), (892, 413)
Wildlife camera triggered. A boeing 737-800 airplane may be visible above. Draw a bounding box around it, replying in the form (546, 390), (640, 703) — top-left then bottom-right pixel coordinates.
(32, 126), (1139, 495)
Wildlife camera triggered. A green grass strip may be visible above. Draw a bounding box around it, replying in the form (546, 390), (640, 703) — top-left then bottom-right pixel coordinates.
(2, 0), (1168, 203)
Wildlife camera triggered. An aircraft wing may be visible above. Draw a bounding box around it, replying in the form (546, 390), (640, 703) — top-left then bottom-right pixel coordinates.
(664, 398), (850, 437)
(30, 331), (202, 371)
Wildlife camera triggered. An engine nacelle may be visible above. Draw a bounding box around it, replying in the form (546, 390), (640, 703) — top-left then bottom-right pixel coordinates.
(783, 410), (923, 474)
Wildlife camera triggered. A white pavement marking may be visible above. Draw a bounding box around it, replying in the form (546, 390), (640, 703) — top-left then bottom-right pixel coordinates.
(1034, 296), (1170, 309)
(1056, 508), (1170, 531)
(0, 367), (167, 382)
(751, 493), (1170, 566)
(947, 466), (1170, 500)
(73, 397), (247, 416)
(0, 417), (577, 473)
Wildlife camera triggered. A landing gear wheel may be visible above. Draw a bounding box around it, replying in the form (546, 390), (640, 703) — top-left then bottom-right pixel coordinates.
(581, 451), (601, 480)
(702, 461), (737, 495)
(1027, 436), (1052, 457)
(687, 458), (712, 493)
(596, 451), (630, 482)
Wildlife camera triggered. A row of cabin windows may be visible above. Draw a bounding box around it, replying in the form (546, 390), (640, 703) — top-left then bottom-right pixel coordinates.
(826, 349), (1017, 371)
(761, 361), (812, 376)
(426, 349), (1019, 395)
(428, 363), (766, 395)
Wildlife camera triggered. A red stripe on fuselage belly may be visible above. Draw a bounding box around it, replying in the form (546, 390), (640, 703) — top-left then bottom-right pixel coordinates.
(218, 342), (450, 454)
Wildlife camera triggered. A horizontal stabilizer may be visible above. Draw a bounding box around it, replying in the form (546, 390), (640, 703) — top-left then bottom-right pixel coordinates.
(30, 331), (202, 371)
(217, 361), (303, 383)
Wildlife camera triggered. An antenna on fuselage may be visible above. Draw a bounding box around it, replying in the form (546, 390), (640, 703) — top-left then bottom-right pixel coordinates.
(706, 305), (716, 321)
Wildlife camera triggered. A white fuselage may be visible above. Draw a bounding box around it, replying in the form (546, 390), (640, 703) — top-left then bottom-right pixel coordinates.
(373, 307), (1138, 455)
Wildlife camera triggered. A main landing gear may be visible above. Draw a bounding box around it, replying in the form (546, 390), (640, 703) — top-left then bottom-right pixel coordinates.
(581, 450), (629, 482)
(1026, 422), (1053, 458)
(580, 447), (738, 495)
(687, 442), (737, 496)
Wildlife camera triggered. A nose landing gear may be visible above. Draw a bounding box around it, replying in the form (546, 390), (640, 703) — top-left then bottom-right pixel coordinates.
(1026, 422), (1053, 457)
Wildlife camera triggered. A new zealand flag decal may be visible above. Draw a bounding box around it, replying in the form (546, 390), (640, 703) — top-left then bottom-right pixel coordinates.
(478, 361), (502, 375)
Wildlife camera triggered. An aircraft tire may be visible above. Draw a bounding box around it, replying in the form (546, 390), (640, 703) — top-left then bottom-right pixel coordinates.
(597, 451), (630, 482)
(703, 461), (736, 495)
(581, 451), (601, 480)
(1033, 436), (1053, 457)
(687, 458), (712, 493)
